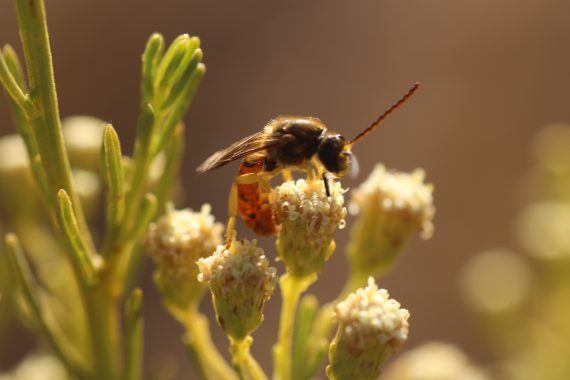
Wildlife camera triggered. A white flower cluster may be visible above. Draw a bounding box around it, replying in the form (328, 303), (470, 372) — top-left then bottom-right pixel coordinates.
(350, 164), (435, 239)
(196, 239), (277, 302)
(335, 277), (410, 354)
(146, 204), (223, 276)
(197, 239), (277, 339)
(272, 178), (347, 244)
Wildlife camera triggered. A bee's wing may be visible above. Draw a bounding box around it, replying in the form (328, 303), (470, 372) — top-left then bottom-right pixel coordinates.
(196, 131), (280, 173)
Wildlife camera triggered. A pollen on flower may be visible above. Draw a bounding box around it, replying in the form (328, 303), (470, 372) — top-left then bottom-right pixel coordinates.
(272, 178), (347, 245)
(350, 164), (435, 239)
(335, 277), (410, 355)
(146, 204), (223, 276)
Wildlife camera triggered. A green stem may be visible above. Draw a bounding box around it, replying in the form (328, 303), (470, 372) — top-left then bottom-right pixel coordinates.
(122, 102), (155, 240)
(1, 45), (50, 202)
(273, 273), (316, 380)
(229, 337), (267, 380)
(183, 309), (238, 380)
(298, 270), (370, 380)
(84, 286), (122, 380)
(101, 124), (126, 258)
(12, 0), (93, 246)
(125, 289), (143, 380)
(56, 190), (98, 286)
(152, 124), (184, 212)
(292, 295), (319, 380)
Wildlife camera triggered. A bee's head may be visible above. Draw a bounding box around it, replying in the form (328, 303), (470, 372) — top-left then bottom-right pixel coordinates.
(318, 134), (354, 176)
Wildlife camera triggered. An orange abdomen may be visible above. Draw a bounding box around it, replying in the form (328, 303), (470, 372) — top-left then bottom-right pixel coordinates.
(237, 157), (278, 236)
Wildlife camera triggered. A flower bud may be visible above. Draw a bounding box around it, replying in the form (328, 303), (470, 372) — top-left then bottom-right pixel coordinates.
(347, 164), (435, 275)
(146, 204), (223, 311)
(327, 277), (409, 380)
(197, 239), (277, 341)
(272, 178), (346, 277)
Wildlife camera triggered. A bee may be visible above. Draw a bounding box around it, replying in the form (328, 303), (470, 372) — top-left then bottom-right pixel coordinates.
(197, 82), (420, 240)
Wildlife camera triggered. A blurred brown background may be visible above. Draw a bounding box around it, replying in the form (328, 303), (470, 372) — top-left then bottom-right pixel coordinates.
(1, 0), (570, 378)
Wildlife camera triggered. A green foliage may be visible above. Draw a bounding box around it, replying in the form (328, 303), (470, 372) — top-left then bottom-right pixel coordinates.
(0, 1), (205, 379)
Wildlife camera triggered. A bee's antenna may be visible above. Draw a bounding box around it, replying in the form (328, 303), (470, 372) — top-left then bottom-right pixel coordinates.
(349, 82), (420, 145)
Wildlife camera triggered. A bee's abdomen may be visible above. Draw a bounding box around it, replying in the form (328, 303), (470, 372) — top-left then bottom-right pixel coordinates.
(237, 157), (279, 236)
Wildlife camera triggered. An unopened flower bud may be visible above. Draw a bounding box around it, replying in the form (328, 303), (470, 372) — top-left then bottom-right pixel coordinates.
(327, 277), (409, 380)
(381, 342), (491, 380)
(347, 164), (435, 275)
(146, 204), (223, 311)
(197, 239), (277, 341)
(272, 178), (346, 277)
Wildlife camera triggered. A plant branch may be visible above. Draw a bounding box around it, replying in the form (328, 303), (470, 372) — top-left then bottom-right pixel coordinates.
(125, 288), (143, 380)
(183, 309), (238, 380)
(56, 190), (98, 286)
(12, 0), (93, 244)
(230, 337), (268, 380)
(0, 49), (32, 113)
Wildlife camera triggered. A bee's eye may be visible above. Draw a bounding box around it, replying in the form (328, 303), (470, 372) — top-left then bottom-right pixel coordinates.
(318, 135), (347, 174)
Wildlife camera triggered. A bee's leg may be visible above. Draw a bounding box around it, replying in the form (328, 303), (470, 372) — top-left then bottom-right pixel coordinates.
(306, 158), (323, 182)
(281, 168), (293, 182)
(226, 172), (263, 247)
(308, 165), (319, 181)
(226, 181), (239, 247)
(236, 172), (262, 185)
(259, 176), (272, 194)
(323, 172), (331, 197)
